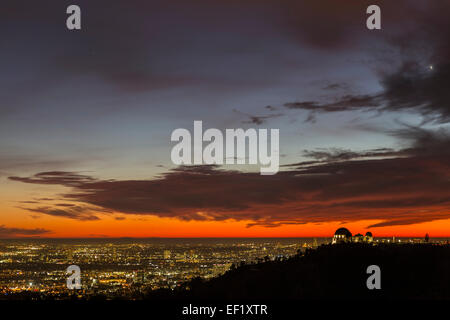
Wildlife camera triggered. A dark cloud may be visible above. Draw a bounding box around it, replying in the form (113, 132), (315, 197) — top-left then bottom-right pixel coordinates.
(0, 225), (51, 237)
(4, 0), (444, 99)
(381, 61), (450, 123)
(233, 109), (283, 125)
(9, 171), (96, 186)
(20, 206), (100, 221)
(285, 94), (381, 112)
(284, 61), (450, 124)
(282, 1), (450, 124)
(0, 0), (297, 98)
(0, 157), (85, 175)
(3, 0), (450, 229)
(322, 82), (350, 91)
(300, 147), (401, 164)
(8, 127), (450, 228)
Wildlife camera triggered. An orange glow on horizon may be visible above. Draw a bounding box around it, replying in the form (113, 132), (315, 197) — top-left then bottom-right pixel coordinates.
(2, 210), (450, 239)
(2, 192), (449, 238)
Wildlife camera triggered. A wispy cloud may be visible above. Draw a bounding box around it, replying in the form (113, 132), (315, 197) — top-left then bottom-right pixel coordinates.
(0, 225), (51, 238)
(284, 61), (450, 124)
(20, 206), (100, 221)
(233, 109), (283, 125)
(8, 126), (450, 228)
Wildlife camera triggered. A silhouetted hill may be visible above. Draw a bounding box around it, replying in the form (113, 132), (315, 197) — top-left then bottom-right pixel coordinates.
(147, 243), (450, 300)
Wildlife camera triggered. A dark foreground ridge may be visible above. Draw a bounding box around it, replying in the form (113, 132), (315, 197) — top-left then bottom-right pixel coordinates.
(147, 243), (450, 300)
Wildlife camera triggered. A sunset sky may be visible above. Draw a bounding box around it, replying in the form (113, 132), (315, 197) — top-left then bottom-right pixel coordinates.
(1, 0), (449, 238)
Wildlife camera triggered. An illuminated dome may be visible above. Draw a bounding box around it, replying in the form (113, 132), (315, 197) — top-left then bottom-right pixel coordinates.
(332, 228), (352, 244)
(364, 231), (374, 243)
(335, 228), (352, 237)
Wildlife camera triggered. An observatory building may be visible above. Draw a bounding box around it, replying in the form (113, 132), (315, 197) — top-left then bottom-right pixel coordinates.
(332, 228), (373, 244)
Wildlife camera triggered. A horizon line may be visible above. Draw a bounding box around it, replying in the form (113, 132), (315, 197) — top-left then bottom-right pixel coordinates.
(1, 235), (446, 240)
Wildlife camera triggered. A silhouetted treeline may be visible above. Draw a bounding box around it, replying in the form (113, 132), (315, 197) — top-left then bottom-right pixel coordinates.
(3, 243), (450, 301)
(146, 243), (450, 300)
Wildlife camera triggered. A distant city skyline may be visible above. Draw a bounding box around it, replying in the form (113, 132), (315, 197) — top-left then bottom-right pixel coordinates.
(0, 238), (306, 297)
(1, 236), (446, 299)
